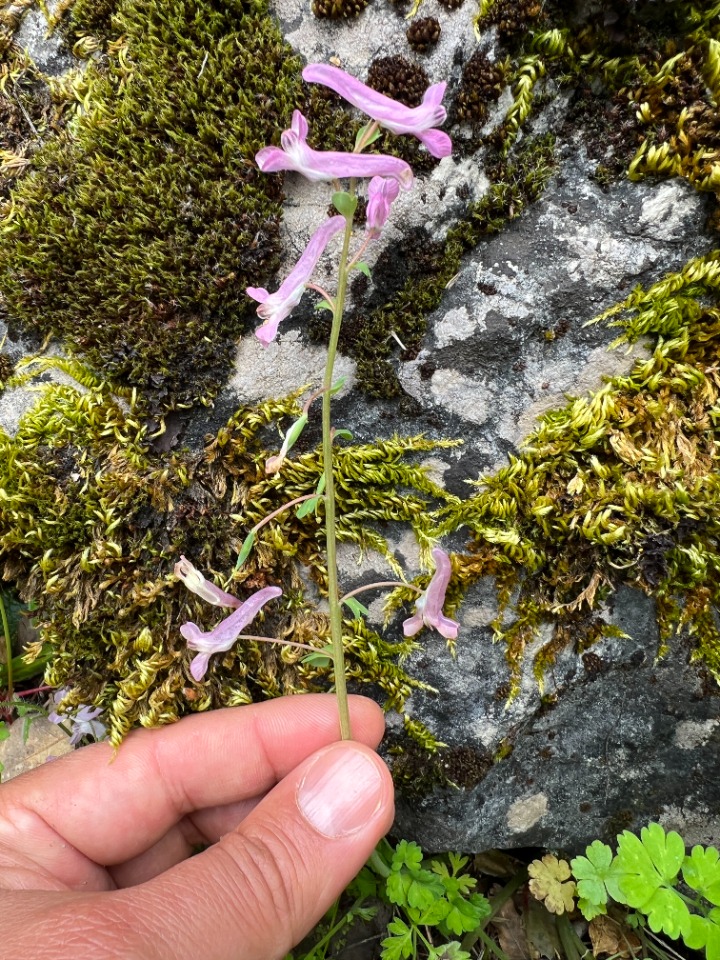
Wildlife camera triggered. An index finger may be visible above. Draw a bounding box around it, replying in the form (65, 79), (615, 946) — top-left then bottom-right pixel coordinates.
(0, 695), (385, 867)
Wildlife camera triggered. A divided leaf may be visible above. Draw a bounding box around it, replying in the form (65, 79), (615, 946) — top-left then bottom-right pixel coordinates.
(571, 840), (619, 916)
(528, 855), (576, 915)
(614, 824), (685, 909)
(683, 845), (720, 906)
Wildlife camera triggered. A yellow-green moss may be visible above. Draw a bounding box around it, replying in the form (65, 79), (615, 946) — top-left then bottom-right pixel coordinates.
(0, 363), (460, 743)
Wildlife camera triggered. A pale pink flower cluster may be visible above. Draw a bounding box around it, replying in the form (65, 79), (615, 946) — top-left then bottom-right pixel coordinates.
(175, 557), (282, 681)
(246, 63), (452, 346)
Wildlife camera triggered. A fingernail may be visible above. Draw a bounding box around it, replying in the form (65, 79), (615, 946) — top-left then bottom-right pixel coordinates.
(297, 744), (385, 839)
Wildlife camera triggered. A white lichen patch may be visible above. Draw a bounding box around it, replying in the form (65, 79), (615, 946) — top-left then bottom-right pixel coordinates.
(638, 181), (704, 242)
(673, 719), (720, 750)
(400, 363), (490, 425)
(434, 305), (479, 349)
(229, 330), (356, 403)
(506, 792), (549, 833)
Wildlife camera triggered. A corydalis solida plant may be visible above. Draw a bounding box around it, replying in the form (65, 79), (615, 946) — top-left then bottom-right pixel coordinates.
(178, 65), (457, 740)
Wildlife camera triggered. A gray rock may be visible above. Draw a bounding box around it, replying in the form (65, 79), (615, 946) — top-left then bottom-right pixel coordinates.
(393, 587), (720, 853)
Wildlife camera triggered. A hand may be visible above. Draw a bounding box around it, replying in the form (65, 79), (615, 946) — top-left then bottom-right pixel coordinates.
(0, 694), (394, 959)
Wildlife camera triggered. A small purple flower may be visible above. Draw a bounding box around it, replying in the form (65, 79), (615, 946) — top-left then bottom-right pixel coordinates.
(255, 110), (414, 187)
(366, 176), (400, 239)
(403, 548), (459, 641)
(247, 216), (346, 346)
(302, 64), (453, 159)
(180, 585), (282, 681)
(174, 555), (240, 608)
(47, 688), (108, 746)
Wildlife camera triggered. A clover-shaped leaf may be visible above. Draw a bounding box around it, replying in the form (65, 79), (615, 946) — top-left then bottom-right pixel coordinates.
(614, 824), (684, 909)
(683, 845), (720, 906)
(571, 840), (623, 915)
(528, 855), (576, 915)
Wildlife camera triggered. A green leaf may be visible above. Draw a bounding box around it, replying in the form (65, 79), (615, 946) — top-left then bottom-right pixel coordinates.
(332, 191), (357, 219)
(429, 944), (471, 960)
(0, 721), (9, 742)
(571, 840), (618, 914)
(296, 495), (321, 519)
(683, 845), (720, 905)
(387, 867), (445, 910)
(315, 474), (326, 496)
(413, 899), (451, 926)
(330, 376), (346, 394)
(391, 840), (424, 872)
(355, 122), (382, 150)
(283, 413), (308, 453)
(348, 866), (380, 901)
(235, 529), (256, 569)
(381, 918), (414, 960)
(441, 893), (491, 936)
(314, 299), (333, 313)
(576, 898), (606, 920)
(333, 429), (353, 441)
(642, 887), (691, 939)
(301, 645), (334, 667)
(707, 909), (720, 960)
(343, 597), (369, 619)
(354, 260), (371, 278)
(615, 825), (685, 908)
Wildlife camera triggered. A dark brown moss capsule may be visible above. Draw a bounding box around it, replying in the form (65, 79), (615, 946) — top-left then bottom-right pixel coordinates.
(407, 17), (441, 53)
(312, 0), (370, 18)
(454, 51), (506, 124)
(366, 55), (429, 108)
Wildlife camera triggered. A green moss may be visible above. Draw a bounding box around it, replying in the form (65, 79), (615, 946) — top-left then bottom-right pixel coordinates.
(429, 251), (720, 698)
(0, 0), (303, 413)
(0, 362), (461, 743)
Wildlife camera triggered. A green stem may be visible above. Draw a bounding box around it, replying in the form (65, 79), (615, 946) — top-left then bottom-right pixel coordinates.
(0, 593), (12, 708)
(368, 848), (391, 878)
(322, 191), (356, 742)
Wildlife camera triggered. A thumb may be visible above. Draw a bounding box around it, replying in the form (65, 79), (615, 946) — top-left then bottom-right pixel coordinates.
(125, 741), (394, 960)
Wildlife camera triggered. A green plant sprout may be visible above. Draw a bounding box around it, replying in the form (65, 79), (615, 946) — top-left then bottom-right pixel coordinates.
(570, 823), (720, 955)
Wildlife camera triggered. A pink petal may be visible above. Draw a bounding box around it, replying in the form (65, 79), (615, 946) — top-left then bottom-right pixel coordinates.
(402, 613), (424, 637)
(434, 614), (459, 641)
(416, 129), (453, 159)
(180, 621), (203, 644)
(422, 82), (447, 107)
(255, 318), (281, 347)
(246, 287), (270, 304)
(255, 145), (294, 174)
(292, 110), (309, 139)
(190, 653), (211, 681)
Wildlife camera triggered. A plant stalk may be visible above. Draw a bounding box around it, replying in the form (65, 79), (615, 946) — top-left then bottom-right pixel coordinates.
(0, 593), (13, 709)
(322, 194), (356, 741)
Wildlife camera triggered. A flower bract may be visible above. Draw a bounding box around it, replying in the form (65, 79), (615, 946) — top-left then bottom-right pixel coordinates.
(302, 64), (452, 158)
(247, 215), (345, 345)
(180, 585), (282, 680)
(255, 110), (414, 186)
(403, 548), (459, 640)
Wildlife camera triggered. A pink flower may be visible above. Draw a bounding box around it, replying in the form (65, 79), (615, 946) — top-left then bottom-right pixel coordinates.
(366, 176), (400, 238)
(403, 548), (459, 641)
(255, 110), (414, 187)
(180, 585), (282, 681)
(247, 216), (345, 346)
(174, 555), (241, 608)
(302, 64), (452, 159)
